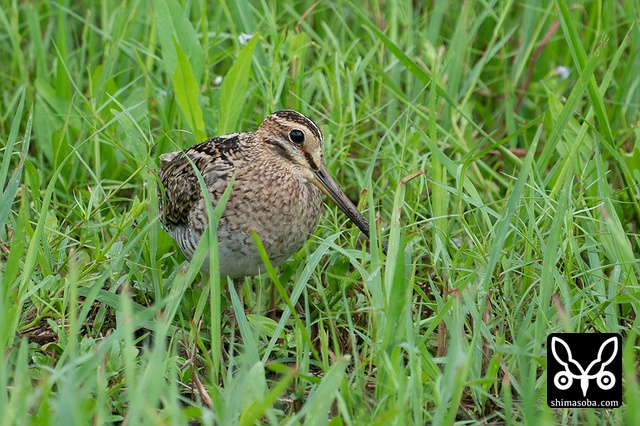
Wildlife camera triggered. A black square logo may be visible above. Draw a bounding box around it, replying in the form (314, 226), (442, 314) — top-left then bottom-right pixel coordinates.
(547, 333), (622, 408)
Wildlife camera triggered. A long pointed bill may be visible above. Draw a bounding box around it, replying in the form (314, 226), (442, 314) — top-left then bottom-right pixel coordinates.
(311, 165), (371, 239)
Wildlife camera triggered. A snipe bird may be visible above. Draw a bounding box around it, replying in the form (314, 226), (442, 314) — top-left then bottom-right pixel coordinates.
(159, 110), (373, 282)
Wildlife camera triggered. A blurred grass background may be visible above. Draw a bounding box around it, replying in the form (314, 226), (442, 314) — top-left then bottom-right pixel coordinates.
(1, 0), (639, 424)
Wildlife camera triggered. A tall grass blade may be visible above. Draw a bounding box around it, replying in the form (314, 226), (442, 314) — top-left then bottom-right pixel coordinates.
(155, 0), (204, 80)
(173, 39), (207, 142)
(0, 102), (31, 234)
(218, 34), (260, 134)
(286, 357), (349, 426)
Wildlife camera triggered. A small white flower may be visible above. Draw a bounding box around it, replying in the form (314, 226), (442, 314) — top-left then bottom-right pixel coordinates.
(213, 76), (223, 86)
(554, 66), (570, 79)
(237, 33), (253, 45)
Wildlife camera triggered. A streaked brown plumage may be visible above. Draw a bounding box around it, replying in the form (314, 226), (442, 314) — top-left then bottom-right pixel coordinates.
(158, 110), (372, 279)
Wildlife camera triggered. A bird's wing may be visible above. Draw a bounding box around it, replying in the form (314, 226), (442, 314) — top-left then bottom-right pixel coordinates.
(159, 134), (241, 227)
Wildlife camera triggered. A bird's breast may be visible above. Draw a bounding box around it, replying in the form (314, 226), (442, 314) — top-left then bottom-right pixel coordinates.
(200, 168), (323, 277)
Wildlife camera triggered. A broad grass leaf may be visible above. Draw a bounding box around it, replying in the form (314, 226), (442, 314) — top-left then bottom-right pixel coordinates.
(218, 35), (259, 134)
(155, 0), (204, 80)
(173, 39), (206, 142)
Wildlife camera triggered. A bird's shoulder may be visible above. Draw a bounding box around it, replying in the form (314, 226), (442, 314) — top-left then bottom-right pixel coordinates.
(159, 133), (249, 226)
(160, 133), (247, 170)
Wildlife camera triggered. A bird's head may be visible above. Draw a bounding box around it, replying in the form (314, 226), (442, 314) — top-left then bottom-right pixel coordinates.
(256, 110), (373, 240)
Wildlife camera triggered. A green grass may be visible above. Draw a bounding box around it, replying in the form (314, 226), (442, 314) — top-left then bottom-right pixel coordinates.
(1, 0), (639, 424)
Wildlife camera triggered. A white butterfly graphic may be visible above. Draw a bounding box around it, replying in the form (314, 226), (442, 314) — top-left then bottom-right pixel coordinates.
(551, 336), (617, 397)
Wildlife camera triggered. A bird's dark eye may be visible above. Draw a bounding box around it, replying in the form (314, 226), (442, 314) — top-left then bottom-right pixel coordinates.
(289, 129), (305, 144)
